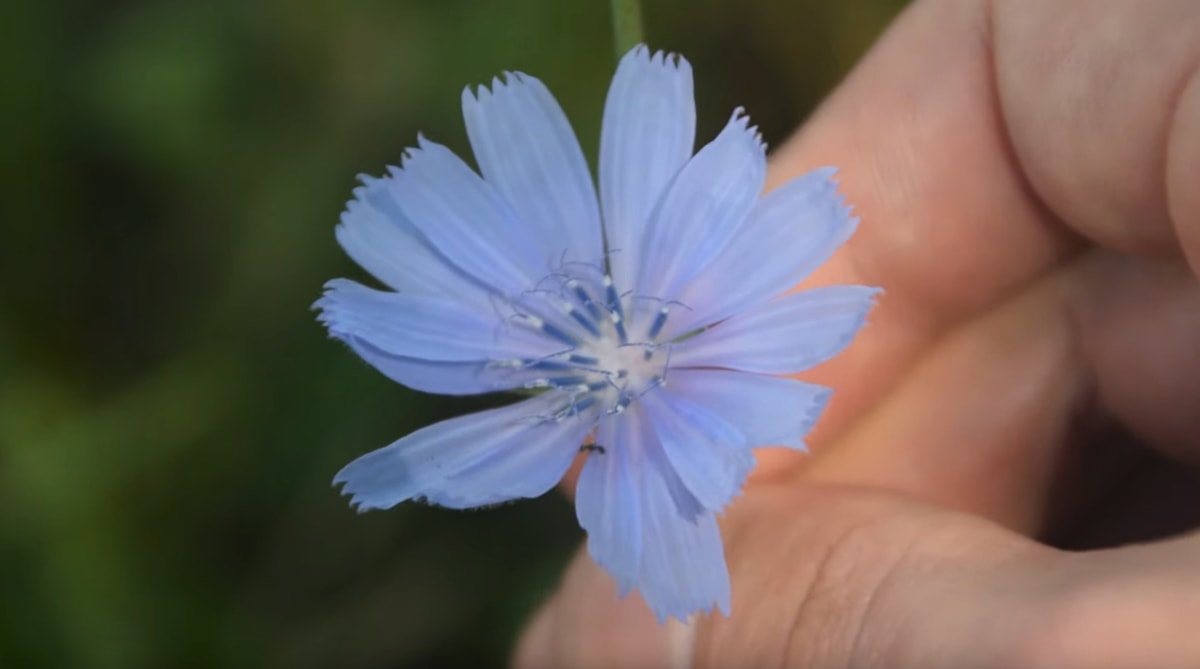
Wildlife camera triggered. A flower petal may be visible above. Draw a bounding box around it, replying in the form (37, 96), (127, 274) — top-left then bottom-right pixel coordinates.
(576, 405), (729, 619)
(664, 369), (831, 450)
(636, 110), (767, 302)
(575, 413), (644, 596)
(671, 285), (880, 373)
(665, 168), (858, 337)
(340, 336), (539, 395)
(424, 404), (595, 509)
(599, 46), (695, 289)
(384, 137), (542, 297)
(316, 278), (553, 362)
(638, 478), (732, 622)
(636, 413), (706, 522)
(336, 175), (493, 310)
(641, 390), (753, 512)
(463, 72), (604, 269)
(333, 394), (588, 511)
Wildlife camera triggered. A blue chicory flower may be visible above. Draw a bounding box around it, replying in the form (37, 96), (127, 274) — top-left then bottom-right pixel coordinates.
(316, 45), (878, 622)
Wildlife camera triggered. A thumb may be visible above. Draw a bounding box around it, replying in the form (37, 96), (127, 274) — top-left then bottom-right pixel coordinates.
(696, 483), (1200, 669)
(515, 480), (1200, 669)
(690, 484), (1047, 668)
(513, 483), (1053, 669)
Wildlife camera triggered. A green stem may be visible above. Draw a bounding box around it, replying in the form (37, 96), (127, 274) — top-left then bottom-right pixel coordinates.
(610, 0), (645, 58)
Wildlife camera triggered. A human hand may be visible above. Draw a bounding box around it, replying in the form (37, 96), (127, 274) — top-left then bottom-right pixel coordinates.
(513, 0), (1200, 666)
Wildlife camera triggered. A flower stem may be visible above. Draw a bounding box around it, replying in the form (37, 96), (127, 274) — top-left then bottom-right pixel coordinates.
(610, 0), (644, 58)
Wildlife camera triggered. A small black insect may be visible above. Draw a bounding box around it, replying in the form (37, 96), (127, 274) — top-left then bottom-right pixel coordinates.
(579, 444), (606, 455)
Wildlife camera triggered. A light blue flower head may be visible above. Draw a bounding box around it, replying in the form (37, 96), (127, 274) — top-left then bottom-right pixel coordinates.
(316, 45), (879, 623)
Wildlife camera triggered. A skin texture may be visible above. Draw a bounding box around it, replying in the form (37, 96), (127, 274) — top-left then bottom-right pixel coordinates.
(514, 0), (1200, 666)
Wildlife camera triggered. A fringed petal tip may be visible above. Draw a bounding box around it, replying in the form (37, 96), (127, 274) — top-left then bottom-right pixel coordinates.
(352, 170), (389, 191)
(311, 290), (337, 328)
(777, 386), (835, 455)
(858, 286), (886, 313)
(459, 63), (605, 269)
(334, 484), (392, 515)
(340, 494), (378, 515)
(310, 279), (352, 327)
(462, 70), (536, 103)
(828, 282), (884, 329)
(624, 43), (691, 73)
(727, 106), (766, 152)
(803, 385), (835, 436)
(380, 132), (437, 168)
(331, 456), (402, 514)
(813, 284), (883, 362)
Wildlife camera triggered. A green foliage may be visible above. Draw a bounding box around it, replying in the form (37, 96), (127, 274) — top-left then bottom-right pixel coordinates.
(0, 1), (902, 666)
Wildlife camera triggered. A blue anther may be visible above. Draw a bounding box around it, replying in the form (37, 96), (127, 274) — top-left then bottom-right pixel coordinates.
(548, 375), (589, 389)
(525, 359), (573, 372)
(572, 395), (599, 413)
(540, 320), (581, 347)
(604, 276), (623, 316)
(568, 353), (599, 366)
(647, 306), (669, 340)
(611, 312), (628, 344)
(568, 307), (602, 338)
(570, 282), (605, 322)
(609, 392), (633, 415)
(602, 274), (630, 344)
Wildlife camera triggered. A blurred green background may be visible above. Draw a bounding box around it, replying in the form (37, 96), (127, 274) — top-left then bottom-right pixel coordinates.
(0, 1), (903, 667)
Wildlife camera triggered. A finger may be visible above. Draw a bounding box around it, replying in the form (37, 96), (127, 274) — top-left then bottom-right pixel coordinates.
(529, 480), (1200, 669)
(695, 483), (1200, 669)
(794, 258), (1095, 533)
(985, 0), (1200, 478)
(766, 0), (1200, 469)
(1068, 252), (1200, 464)
(523, 480), (1200, 669)
(993, 0), (1200, 261)
(694, 484), (1052, 669)
(756, 0), (1078, 472)
(796, 245), (1200, 532)
(764, 0), (1200, 485)
(518, 484), (1048, 669)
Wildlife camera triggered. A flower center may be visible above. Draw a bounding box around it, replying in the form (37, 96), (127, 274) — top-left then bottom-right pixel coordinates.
(490, 267), (678, 424)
